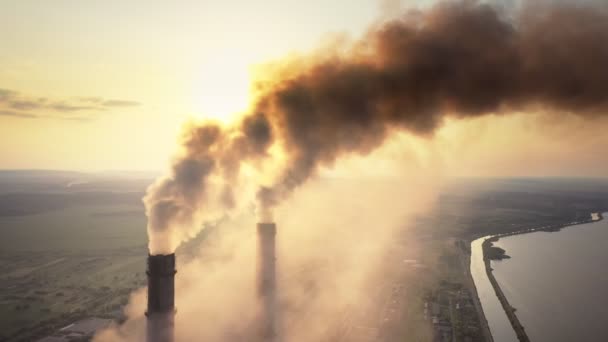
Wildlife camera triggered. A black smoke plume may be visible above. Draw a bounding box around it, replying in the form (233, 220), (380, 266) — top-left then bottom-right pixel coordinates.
(145, 0), (608, 253)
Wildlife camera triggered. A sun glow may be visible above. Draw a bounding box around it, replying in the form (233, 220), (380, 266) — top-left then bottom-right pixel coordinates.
(192, 52), (254, 123)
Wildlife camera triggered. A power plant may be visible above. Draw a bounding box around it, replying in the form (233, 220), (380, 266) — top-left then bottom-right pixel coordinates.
(257, 222), (277, 341)
(144, 223), (276, 341)
(146, 253), (176, 342)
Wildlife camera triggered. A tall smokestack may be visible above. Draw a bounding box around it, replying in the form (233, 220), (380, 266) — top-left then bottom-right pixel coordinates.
(146, 253), (176, 342)
(257, 223), (277, 341)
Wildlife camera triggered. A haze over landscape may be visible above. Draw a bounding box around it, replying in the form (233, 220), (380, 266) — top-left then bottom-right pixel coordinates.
(1, 1), (608, 342)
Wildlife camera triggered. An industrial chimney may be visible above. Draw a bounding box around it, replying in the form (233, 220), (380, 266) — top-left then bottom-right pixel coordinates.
(257, 223), (277, 341)
(146, 253), (176, 342)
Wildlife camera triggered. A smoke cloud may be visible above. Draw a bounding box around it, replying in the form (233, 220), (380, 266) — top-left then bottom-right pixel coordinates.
(97, 160), (438, 342)
(144, 0), (608, 254)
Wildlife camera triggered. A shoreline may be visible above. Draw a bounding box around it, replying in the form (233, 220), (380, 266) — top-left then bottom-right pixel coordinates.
(475, 212), (604, 342)
(482, 238), (529, 342)
(462, 247), (495, 342)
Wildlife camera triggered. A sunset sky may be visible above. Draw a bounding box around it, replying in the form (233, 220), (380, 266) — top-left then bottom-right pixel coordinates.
(1, 0), (606, 177)
(0, 0), (390, 171)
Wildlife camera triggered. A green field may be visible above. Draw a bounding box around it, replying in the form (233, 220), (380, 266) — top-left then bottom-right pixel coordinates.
(0, 203), (148, 340)
(0, 172), (151, 341)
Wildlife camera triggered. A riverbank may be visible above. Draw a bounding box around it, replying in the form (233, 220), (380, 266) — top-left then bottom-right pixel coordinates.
(482, 238), (529, 342)
(485, 212), (604, 242)
(461, 249), (495, 342)
(478, 212), (604, 342)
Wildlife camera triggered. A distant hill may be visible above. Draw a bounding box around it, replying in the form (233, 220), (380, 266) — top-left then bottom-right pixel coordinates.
(0, 169), (87, 179)
(0, 169), (157, 194)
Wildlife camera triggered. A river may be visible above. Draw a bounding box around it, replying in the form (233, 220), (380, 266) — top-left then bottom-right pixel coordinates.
(470, 237), (519, 342)
(471, 213), (608, 342)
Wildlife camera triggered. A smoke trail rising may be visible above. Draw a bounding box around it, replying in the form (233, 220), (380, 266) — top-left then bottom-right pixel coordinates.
(145, 0), (608, 254)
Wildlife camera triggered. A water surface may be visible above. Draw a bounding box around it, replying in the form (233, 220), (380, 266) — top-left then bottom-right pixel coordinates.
(470, 238), (518, 342)
(492, 214), (608, 342)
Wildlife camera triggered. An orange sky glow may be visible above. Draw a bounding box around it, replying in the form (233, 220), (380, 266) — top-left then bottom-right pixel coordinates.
(1, 0), (606, 178)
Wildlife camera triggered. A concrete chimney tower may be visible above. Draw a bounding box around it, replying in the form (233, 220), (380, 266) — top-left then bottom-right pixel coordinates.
(146, 253), (176, 342)
(257, 223), (277, 341)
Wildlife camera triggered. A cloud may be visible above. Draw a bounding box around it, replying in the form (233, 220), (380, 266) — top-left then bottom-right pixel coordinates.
(101, 99), (141, 107)
(9, 100), (44, 111)
(0, 88), (141, 121)
(49, 102), (99, 112)
(0, 110), (39, 118)
(77, 97), (141, 107)
(0, 88), (17, 102)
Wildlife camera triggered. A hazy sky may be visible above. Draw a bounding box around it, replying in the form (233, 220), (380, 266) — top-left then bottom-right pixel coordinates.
(1, 0), (606, 177)
(0, 0), (393, 171)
